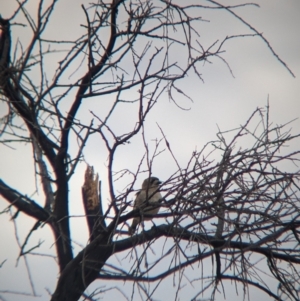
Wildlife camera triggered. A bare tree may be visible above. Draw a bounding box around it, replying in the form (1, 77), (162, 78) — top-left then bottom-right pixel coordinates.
(0, 1), (299, 301)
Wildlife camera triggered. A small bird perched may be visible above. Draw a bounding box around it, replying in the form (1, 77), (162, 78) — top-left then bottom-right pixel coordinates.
(129, 177), (162, 234)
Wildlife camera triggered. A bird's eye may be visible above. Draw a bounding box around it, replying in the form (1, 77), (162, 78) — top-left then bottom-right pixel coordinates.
(150, 177), (158, 184)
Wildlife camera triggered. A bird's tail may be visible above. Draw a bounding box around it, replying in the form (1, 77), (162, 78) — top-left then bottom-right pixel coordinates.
(129, 218), (138, 235)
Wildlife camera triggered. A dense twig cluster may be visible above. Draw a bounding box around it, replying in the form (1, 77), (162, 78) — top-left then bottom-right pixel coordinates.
(94, 108), (299, 301)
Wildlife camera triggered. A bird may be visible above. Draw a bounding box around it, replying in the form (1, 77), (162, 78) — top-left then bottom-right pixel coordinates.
(129, 177), (162, 234)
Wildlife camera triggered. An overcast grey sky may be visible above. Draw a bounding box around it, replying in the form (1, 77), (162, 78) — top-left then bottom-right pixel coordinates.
(0, 0), (300, 300)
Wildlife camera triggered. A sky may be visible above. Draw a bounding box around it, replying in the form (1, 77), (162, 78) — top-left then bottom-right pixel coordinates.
(0, 0), (300, 300)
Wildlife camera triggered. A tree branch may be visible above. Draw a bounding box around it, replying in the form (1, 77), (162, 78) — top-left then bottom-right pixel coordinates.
(0, 179), (50, 221)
